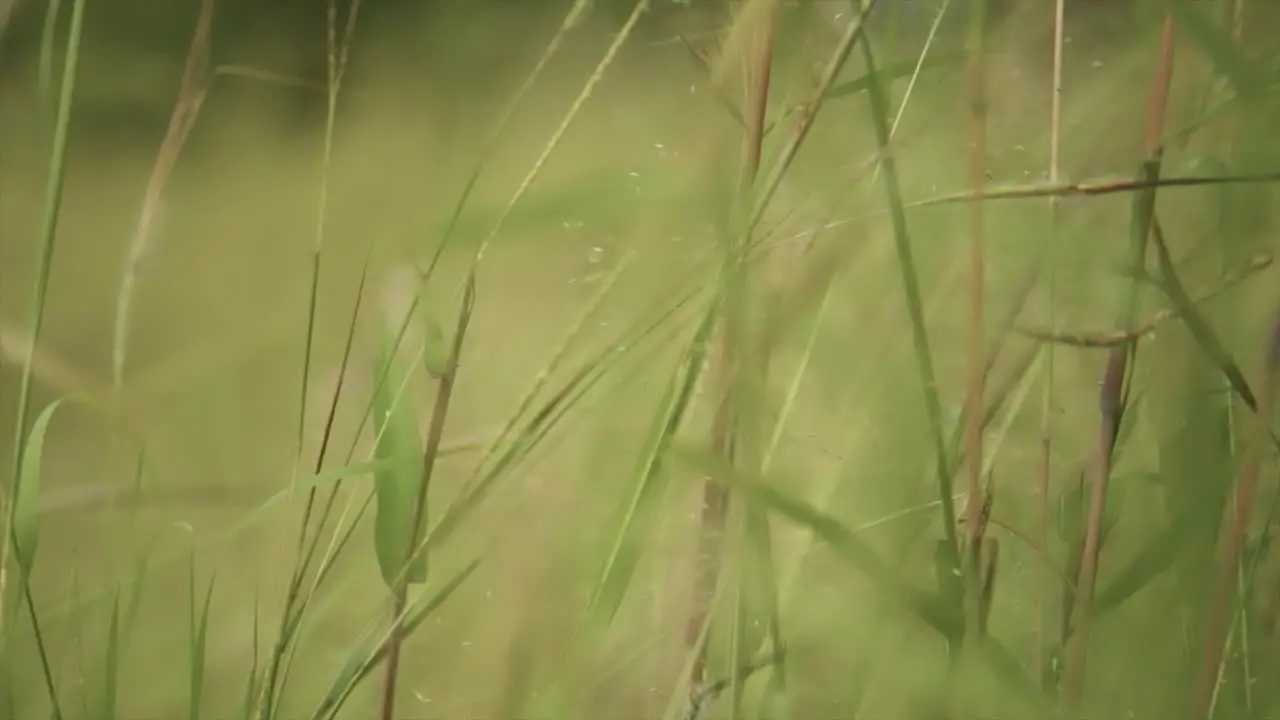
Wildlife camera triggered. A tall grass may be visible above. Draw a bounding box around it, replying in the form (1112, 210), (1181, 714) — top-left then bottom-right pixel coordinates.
(1, 0), (1278, 719)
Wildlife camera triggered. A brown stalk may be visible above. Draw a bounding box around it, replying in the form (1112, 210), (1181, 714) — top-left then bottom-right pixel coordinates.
(1060, 13), (1177, 710)
(379, 274), (475, 720)
(688, 0), (777, 693)
(112, 0), (215, 394)
(911, 170), (1280, 206)
(1190, 306), (1279, 720)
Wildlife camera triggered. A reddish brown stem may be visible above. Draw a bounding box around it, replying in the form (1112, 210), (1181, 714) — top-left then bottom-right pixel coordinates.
(1061, 13), (1177, 710)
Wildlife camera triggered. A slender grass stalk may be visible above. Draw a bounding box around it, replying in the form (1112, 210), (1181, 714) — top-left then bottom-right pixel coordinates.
(1038, 0), (1067, 692)
(857, 27), (959, 592)
(746, 0), (878, 235)
(420, 0), (598, 282)
(112, 0), (214, 396)
(259, 1), (364, 715)
(0, 0), (87, 658)
(1061, 14), (1177, 709)
(263, 243), (374, 712)
(469, 0), (650, 268)
(377, 272), (475, 720)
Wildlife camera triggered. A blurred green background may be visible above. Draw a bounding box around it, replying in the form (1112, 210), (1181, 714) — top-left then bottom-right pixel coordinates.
(0, 0), (1277, 718)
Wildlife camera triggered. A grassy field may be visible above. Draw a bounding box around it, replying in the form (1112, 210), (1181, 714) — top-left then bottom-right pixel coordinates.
(0, 0), (1278, 718)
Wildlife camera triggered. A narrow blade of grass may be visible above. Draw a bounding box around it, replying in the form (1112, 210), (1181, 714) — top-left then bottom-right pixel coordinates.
(857, 33), (958, 579)
(582, 304), (717, 632)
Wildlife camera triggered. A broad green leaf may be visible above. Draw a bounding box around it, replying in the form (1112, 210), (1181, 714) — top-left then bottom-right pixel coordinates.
(14, 398), (67, 578)
(371, 330), (426, 588)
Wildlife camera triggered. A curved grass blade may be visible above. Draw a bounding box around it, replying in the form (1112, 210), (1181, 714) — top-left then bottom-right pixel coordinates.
(1, 0), (87, 643)
(857, 33), (958, 569)
(12, 399), (65, 580)
(1149, 218), (1262, 415)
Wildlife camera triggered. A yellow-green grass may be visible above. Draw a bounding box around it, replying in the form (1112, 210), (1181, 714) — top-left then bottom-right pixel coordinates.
(0, 2), (1277, 719)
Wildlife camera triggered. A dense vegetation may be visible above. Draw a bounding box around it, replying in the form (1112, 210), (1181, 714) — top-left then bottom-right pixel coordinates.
(0, 0), (1278, 718)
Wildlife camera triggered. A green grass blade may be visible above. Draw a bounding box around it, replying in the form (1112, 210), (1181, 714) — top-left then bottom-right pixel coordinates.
(12, 399), (65, 580)
(1149, 219), (1261, 413)
(582, 304), (717, 631)
(2, 0), (86, 647)
(467, 249), (633, 492)
(857, 34), (957, 560)
(419, 0), (597, 280)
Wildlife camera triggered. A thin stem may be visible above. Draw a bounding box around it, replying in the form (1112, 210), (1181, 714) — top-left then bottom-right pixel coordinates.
(1039, 0), (1066, 692)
